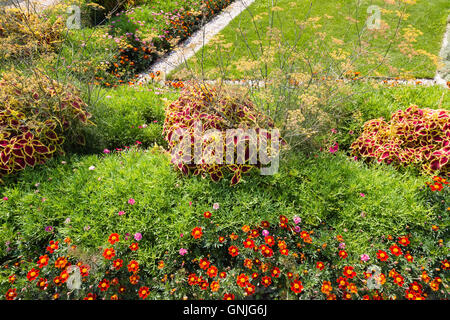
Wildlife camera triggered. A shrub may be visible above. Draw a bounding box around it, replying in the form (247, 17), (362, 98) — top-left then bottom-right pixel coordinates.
(163, 83), (283, 185)
(0, 69), (93, 181)
(0, 8), (64, 62)
(351, 105), (450, 177)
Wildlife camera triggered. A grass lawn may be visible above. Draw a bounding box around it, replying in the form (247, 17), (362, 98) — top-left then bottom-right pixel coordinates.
(170, 0), (450, 80)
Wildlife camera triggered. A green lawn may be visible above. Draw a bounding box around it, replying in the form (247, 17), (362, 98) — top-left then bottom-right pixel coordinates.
(170, 0), (450, 80)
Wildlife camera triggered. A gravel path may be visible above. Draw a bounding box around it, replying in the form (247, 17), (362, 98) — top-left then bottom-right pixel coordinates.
(137, 0), (255, 85)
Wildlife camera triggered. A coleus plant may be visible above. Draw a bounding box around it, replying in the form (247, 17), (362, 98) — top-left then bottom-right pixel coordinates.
(0, 70), (93, 181)
(163, 83), (284, 185)
(351, 105), (449, 176)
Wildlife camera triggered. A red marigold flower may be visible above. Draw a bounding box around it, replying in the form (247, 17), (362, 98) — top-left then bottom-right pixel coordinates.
(279, 215), (288, 224)
(8, 274), (16, 284)
(287, 272), (293, 279)
(188, 274), (198, 286)
(280, 248), (289, 256)
(191, 227), (203, 239)
(398, 236), (410, 246)
(261, 276), (272, 287)
(37, 278), (48, 290)
(250, 229), (259, 238)
(223, 293), (235, 300)
(199, 279), (209, 290)
(129, 274), (140, 285)
(27, 268), (40, 281)
(103, 248), (116, 260)
(243, 259), (253, 269)
(389, 245), (402, 256)
(37, 255), (49, 268)
(245, 283), (255, 296)
(316, 261), (325, 270)
(251, 272), (259, 279)
(409, 281), (422, 293)
(59, 270), (69, 283)
(219, 272), (227, 279)
(442, 259), (450, 270)
(336, 276), (348, 289)
(343, 266), (356, 279)
(83, 293), (97, 300)
(5, 288), (17, 300)
(271, 267), (281, 278)
(243, 238), (255, 249)
(290, 279), (303, 294)
(108, 233), (120, 245)
(203, 211), (212, 219)
(206, 265), (218, 278)
(53, 276), (62, 286)
(80, 265), (90, 277)
(46, 240), (59, 253)
(98, 279), (110, 291)
(218, 236), (225, 243)
(138, 286), (150, 299)
(393, 274), (404, 287)
(405, 253), (414, 262)
(113, 259), (123, 270)
(338, 250), (348, 259)
(199, 258), (210, 270)
(228, 245), (239, 257)
(127, 260), (139, 273)
(264, 236), (275, 247)
(110, 294), (119, 300)
(376, 250), (389, 262)
(260, 221), (270, 228)
(129, 243), (139, 251)
(236, 274), (249, 288)
(260, 244), (273, 258)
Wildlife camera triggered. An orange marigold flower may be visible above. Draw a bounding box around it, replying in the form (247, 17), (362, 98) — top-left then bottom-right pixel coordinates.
(37, 278), (48, 290)
(108, 233), (120, 245)
(442, 259), (450, 270)
(242, 225), (250, 233)
(129, 274), (140, 285)
(158, 261), (164, 269)
(243, 259), (253, 269)
(210, 281), (220, 292)
(127, 260), (139, 273)
(321, 281), (332, 294)
(191, 227), (203, 239)
(54, 257), (68, 269)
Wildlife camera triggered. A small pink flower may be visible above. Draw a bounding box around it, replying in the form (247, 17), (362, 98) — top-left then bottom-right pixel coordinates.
(103, 149), (111, 154)
(360, 193), (365, 197)
(180, 233), (184, 238)
(188, 201), (192, 206)
(294, 226), (301, 233)
(293, 216), (301, 225)
(179, 248), (188, 256)
(339, 242), (346, 249)
(361, 254), (370, 262)
(329, 142), (339, 154)
(118, 211), (125, 216)
(3, 197), (8, 201)
(262, 230), (269, 237)
(331, 128), (337, 134)
(134, 233), (142, 241)
(128, 198), (135, 205)
(213, 203), (219, 210)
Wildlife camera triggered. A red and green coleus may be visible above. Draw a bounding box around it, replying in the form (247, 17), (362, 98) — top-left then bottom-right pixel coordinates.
(163, 84), (284, 185)
(351, 105), (449, 176)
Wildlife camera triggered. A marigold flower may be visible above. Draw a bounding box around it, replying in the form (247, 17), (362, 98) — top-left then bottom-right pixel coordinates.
(113, 259), (123, 270)
(98, 279), (110, 291)
(199, 258), (210, 270)
(129, 274), (140, 285)
(207, 265), (218, 278)
(343, 266), (356, 279)
(261, 276), (272, 287)
(103, 248), (116, 260)
(191, 227), (203, 239)
(210, 281), (220, 292)
(264, 236), (275, 246)
(8, 274), (16, 284)
(243, 238), (255, 249)
(188, 274), (198, 286)
(37, 278), (48, 290)
(46, 240), (59, 253)
(290, 279), (303, 294)
(398, 236), (410, 246)
(203, 211), (212, 219)
(5, 288), (17, 300)
(108, 233), (120, 245)
(129, 243), (139, 251)
(223, 293), (235, 300)
(55, 257), (68, 269)
(316, 261), (325, 270)
(236, 274), (249, 288)
(390, 245), (402, 256)
(228, 245), (239, 257)
(84, 293), (97, 300)
(376, 250), (389, 262)
(127, 260), (139, 273)
(271, 267), (281, 278)
(338, 250), (348, 259)
(245, 283), (256, 296)
(27, 268), (40, 281)
(321, 281), (332, 294)
(37, 255), (49, 268)
(138, 286), (150, 299)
